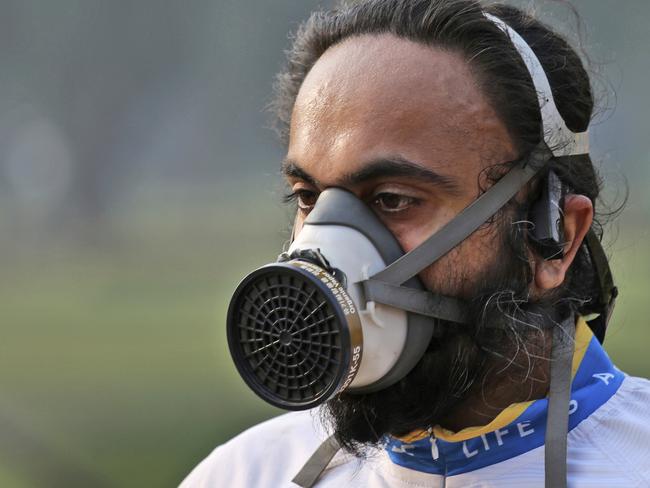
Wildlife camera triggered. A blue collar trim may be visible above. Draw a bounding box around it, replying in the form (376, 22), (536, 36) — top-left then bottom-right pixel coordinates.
(384, 332), (625, 476)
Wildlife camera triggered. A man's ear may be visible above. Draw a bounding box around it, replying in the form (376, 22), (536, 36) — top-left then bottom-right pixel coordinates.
(533, 194), (594, 291)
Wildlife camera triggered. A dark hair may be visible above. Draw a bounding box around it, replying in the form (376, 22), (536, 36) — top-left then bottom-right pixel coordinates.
(271, 0), (604, 318)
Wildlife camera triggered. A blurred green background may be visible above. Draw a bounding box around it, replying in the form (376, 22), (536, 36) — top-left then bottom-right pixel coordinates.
(0, 1), (648, 486)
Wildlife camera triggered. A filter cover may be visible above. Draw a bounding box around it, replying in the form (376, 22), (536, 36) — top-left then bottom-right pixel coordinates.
(227, 261), (363, 410)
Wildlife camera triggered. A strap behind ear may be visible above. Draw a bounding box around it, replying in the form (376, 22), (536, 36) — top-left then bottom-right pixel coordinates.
(529, 169), (565, 260)
(583, 230), (617, 343)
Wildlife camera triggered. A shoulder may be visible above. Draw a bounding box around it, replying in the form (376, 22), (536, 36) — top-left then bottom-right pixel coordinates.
(180, 410), (328, 488)
(585, 374), (650, 438)
(570, 375), (650, 486)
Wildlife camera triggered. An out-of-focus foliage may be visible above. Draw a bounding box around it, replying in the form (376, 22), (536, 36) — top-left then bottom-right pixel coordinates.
(0, 1), (648, 486)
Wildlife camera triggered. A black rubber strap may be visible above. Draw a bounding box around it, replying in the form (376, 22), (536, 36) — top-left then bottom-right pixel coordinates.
(585, 230), (616, 306)
(291, 435), (340, 488)
(361, 279), (470, 324)
(370, 144), (552, 286)
(584, 229), (617, 342)
(544, 316), (575, 488)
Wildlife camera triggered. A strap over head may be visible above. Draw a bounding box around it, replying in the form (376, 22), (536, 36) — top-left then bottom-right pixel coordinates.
(484, 13), (589, 158)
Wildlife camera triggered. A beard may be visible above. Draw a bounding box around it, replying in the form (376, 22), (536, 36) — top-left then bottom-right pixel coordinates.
(320, 212), (568, 455)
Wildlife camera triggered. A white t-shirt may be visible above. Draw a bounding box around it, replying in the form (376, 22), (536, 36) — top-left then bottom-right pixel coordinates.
(181, 323), (650, 487)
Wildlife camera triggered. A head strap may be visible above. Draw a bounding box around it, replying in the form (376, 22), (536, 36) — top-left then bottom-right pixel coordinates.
(484, 13), (589, 157)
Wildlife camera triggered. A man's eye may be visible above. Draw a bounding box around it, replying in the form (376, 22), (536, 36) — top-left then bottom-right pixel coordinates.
(284, 189), (318, 211)
(372, 193), (418, 213)
(296, 190), (318, 210)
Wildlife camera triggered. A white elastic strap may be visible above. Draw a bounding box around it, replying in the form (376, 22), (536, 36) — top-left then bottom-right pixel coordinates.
(484, 13), (589, 157)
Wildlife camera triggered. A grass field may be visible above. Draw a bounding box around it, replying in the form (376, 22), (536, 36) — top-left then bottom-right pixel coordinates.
(1, 184), (648, 487)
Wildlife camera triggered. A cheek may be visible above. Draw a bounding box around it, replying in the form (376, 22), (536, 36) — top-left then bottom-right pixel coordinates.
(391, 225), (426, 254)
(416, 226), (504, 297)
(388, 206), (461, 254)
(385, 208), (491, 296)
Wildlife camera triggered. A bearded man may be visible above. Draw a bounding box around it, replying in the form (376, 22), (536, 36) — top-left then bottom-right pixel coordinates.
(182, 1), (650, 487)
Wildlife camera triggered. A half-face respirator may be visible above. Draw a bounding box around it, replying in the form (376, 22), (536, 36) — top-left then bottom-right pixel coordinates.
(227, 13), (614, 414)
(227, 144), (597, 411)
(228, 187), (443, 409)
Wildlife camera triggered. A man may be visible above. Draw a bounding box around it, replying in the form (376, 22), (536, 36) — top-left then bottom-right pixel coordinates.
(182, 1), (650, 486)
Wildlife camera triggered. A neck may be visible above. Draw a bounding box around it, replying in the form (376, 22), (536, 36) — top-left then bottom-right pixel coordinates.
(438, 329), (553, 433)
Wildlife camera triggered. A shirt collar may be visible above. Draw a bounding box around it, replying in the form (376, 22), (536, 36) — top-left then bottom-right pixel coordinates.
(384, 317), (625, 476)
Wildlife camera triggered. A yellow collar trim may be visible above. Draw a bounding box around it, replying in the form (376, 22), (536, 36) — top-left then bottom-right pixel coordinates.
(396, 317), (593, 444)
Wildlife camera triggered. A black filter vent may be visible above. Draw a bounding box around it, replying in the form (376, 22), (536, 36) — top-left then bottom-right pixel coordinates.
(227, 263), (355, 410)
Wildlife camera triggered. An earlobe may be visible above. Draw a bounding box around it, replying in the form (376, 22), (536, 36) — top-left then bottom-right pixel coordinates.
(534, 194), (594, 291)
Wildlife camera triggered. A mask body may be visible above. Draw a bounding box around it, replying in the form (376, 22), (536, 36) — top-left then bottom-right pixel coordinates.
(227, 188), (436, 410)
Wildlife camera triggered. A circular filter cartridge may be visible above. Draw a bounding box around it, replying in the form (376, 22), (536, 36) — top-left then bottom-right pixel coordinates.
(227, 261), (363, 410)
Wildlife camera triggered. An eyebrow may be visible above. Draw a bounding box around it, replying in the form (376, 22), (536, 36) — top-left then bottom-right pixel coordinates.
(282, 160), (318, 187)
(282, 157), (461, 195)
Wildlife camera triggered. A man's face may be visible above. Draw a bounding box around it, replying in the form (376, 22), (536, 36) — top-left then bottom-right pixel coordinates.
(285, 34), (518, 298)
(283, 34), (526, 448)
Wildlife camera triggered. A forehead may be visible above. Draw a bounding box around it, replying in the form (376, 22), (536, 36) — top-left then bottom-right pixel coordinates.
(287, 34), (516, 184)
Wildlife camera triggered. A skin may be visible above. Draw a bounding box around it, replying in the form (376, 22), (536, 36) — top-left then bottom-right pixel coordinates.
(283, 34), (593, 432)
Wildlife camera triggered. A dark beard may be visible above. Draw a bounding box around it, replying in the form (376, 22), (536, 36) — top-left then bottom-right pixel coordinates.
(322, 328), (485, 454)
(320, 217), (567, 455)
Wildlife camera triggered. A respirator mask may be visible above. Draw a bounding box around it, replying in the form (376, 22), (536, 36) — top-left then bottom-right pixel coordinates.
(227, 145), (606, 410)
(226, 15), (615, 415)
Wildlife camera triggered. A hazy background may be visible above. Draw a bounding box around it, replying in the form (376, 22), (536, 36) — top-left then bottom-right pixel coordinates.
(0, 0), (648, 486)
